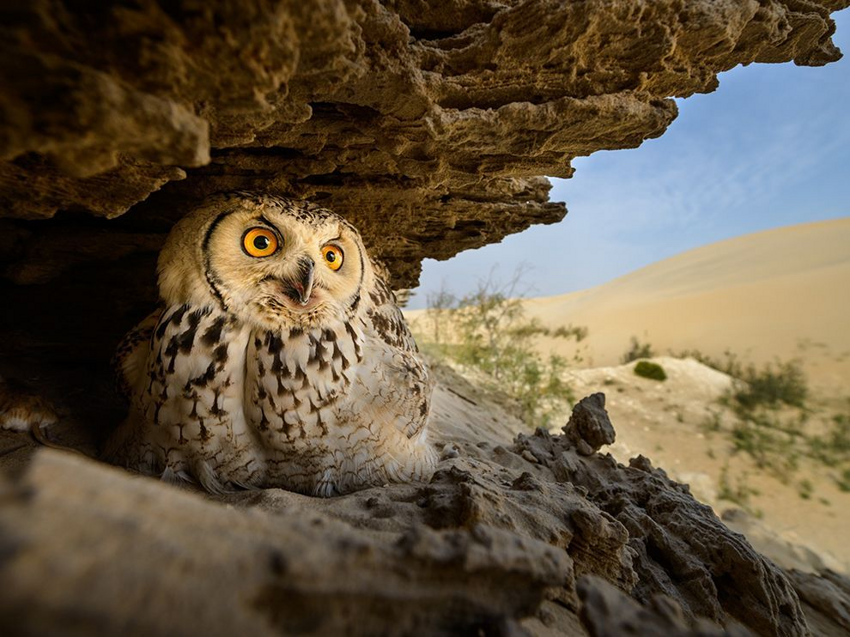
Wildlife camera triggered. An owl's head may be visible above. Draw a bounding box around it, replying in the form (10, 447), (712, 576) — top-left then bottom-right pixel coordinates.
(158, 193), (373, 330)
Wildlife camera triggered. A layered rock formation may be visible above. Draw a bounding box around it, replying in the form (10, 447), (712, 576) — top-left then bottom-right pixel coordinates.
(1, 1), (849, 635)
(1, 0), (847, 286)
(4, 375), (849, 635)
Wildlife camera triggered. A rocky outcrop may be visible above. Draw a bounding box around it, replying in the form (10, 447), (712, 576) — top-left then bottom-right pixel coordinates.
(0, 2), (846, 419)
(786, 569), (850, 636)
(513, 433), (808, 635)
(576, 576), (750, 637)
(563, 393), (616, 456)
(0, 450), (569, 636)
(3, 382), (841, 635)
(1, 1), (847, 287)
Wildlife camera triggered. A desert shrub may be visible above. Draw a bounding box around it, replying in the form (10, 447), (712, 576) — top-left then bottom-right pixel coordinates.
(675, 349), (807, 413)
(673, 348), (743, 377)
(633, 360), (667, 381)
(731, 359), (808, 412)
(729, 418), (799, 479)
(837, 468), (850, 492)
(718, 360), (810, 481)
(807, 403), (850, 491)
(677, 349), (850, 483)
(418, 287), (458, 359)
(718, 464), (762, 517)
(622, 336), (655, 363)
(415, 271), (586, 429)
(553, 325), (589, 341)
(700, 409), (723, 434)
(807, 411), (850, 467)
(829, 412), (850, 455)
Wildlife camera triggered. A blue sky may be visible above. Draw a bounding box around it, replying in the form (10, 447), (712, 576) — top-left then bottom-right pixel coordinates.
(409, 10), (850, 309)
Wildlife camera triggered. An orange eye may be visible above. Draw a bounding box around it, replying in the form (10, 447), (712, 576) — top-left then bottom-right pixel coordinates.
(322, 244), (344, 271)
(242, 228), (279, 258)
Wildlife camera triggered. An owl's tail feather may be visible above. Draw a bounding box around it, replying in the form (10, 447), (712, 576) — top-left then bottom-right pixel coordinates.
(313, 469), (340, 498)
(230, 479), (262, 491)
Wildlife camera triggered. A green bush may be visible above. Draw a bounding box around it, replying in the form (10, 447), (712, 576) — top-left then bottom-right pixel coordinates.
(414, 273), (586, 429)
(634, 360), (667, 381)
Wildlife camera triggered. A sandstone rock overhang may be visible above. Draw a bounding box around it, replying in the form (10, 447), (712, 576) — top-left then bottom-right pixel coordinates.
(1, 1), (847, 288)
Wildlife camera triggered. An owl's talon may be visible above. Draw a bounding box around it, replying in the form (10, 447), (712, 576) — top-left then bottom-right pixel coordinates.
(30, 421), (52, 445)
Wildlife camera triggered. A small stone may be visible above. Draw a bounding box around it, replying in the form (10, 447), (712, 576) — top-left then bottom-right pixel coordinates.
(440, 443), (460, 460)
(562, 393), (615, 456)
(521, 449), (539, 464)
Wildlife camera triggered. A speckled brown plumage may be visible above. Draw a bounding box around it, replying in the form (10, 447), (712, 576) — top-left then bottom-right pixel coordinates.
(106, 193), (436, 496)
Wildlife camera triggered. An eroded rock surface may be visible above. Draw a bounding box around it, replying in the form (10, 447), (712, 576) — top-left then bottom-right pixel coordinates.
(0, 451), (568, 636)
(563, 392), (615, 455)
(576, 576), (751, 637)
(1, 384), (835, 635)
(787, 569), (850, 636)
(1, 0), (847, 287)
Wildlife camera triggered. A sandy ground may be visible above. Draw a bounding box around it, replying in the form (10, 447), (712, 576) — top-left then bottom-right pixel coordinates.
(406, 217), (850, 573)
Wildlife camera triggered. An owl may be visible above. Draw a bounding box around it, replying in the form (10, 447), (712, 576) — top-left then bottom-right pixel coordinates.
(105, 193), (437, 497)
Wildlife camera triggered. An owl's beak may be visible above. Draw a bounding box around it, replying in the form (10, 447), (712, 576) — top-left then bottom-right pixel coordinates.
(290, 256), (315, 305)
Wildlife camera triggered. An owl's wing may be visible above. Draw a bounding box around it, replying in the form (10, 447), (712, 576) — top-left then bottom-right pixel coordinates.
(362, 278), (432, 439)
(112, 308), (163, 401)
(347, 341), (432, 441)
(385, 348), (432, 439)
(364, 277), (419, 353)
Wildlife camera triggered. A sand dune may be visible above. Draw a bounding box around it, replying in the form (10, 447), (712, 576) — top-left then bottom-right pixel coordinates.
(524, 217), (850, 395)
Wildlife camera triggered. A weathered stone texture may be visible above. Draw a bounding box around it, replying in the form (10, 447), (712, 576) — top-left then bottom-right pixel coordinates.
(787, 569), (850, 635)
(4, 384), (842, 635)
(563, 392), (616, 455)
(1, 0), (847, 286)
(576, 575), (751, 637)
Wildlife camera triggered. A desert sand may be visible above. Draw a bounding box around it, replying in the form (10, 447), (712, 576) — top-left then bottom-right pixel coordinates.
(525, 217), (850, 397)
